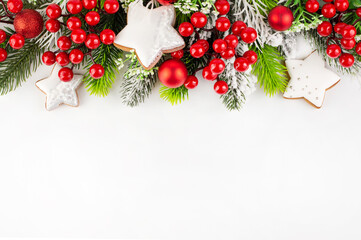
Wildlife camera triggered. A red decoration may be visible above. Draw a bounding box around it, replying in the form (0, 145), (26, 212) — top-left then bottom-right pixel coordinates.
(215, 0), (230, 15)
(339, 53), (355, 67)
(9, 34), (25, 49)
(268, 6), (294, 31)
(104, 0), (119, 14)
(305, 0), (319, 13)
(214, 81), (229, 95)
(42, 51), (56, 65)
(7, 0), (23, 13)
(58, 67), (74, 82)
(46, 4), (62, 19)
(156, 0), (177, 5)
(322, 3), (337, 18)
(69, 49), (84, 64)
(158, 59), (188, 88)
(0, 48), (7, 62)
(46, 19), (61, 33)
(56, 52), (70, 66)
(184, 75), (198, 89)
(100, 29), (115, 45)
(234, 57), (249, 72)
(191, 12), (208, 28)
(89, 64), (105, 79)
(14, 9), (43, 39)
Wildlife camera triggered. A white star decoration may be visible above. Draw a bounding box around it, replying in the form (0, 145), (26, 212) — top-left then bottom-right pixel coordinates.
(36, 65), (83, 111)
(283, 51), (340, 108)
(113, 0), (185, 70)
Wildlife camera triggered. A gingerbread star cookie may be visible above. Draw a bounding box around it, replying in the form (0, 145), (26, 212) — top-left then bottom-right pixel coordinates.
(283, 51), (340, 108)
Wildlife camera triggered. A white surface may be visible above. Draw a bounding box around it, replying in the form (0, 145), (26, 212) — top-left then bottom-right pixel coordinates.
(1, 39), (361, 240)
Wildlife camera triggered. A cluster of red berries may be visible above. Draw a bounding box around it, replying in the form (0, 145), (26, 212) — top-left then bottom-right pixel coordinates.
(42, 0), (119, 82)
(306, 0), (361, 68)
(172, 0), (258, 95)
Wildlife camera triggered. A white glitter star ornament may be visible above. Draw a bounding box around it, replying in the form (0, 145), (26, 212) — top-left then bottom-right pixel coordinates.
(35, 65), (83, 111)
(283, 51), (340, 108)
(113, 0), (185, 70)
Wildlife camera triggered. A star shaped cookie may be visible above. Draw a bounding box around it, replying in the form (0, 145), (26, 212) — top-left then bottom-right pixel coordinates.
(283, 51), (340, 108)
(36, 65), (83, 111)
(113, 0), (185, 70)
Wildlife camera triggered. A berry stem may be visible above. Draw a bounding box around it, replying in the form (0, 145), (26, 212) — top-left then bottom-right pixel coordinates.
(0, 20), (14, 24)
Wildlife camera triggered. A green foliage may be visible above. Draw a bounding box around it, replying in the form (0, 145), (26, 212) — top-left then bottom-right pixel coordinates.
(220, 73), (249, 111)
(285, 0), (322, 30)
(160, 85), (189, 105)
(251, 44), (288, 96)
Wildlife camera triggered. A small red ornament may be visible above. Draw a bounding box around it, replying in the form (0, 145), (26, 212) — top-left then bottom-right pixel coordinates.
(231, 21), (247, 36)
(67, 17), (82, 30)
(326, 44), (341, 58)
(213, 39), (227, 53)
(234, 57), (249, 72)
(268, 6), (294, 31)
(58, 67), (74, 82)
(171, 49), (184, 59)
(100, 29), (115, 45)
(85, 11), (100, 26)
(334, 22), (347, 34)
(0, 30), (6, 44)
(224, 35), (239, 49)
(56, 52), (70, 66)
(191, 12), (208, 28)
(9, 34), (25, 49)
(339, 53), (354, 68)
(46, 19), (60, 33)
(85, 34), (101, 49)
(184, 75), (198, 89)
(322, 3), (336, 18)
(214, 81), (228, 94)
(335, 0), (349, 12)
(178, 22), (194, 37)
(46, 4), (62, 19)
(156, 0), (177, 5)
(216, 17), (231, 32)
(190, 43), (206, 58)
(0, 48), (7, 62)
(215, 0), (230, 15)
(89, 64), (105, 79)
(69, 49), (84, 64)
(104, 0), (119, 14)
(209, 58), (226, 75)
(14, 9), (44, 39)
(340, 37), (356, 50)
(158, 59), (188, 88)
(243, 50), (258, 65)
(197, 39), (210, 51)
(202, 66), (218, 81)
(220, 47), (236, 59)
(356, 42), (361, 55)
(305, 0), (319, 13)
(71, 29), (87, 44)
(67, 0), (83, 14)
(317, 21), (332, 37)
(57, 36), (72, 51)
(341, 25), (357, 39)
(7, 0), (23, 13)
(82, 0), (97, 9)
(42, 51), (56, 65)
(357, 8), (361, 17)
(240, 27), (257, 43)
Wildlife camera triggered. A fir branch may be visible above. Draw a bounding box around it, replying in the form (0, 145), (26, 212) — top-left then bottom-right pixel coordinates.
(160, 85), (188, 105)
(251, 44), (288, 95)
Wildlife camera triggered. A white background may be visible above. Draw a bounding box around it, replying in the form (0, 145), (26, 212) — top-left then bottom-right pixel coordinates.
(0, 39), (361, 240)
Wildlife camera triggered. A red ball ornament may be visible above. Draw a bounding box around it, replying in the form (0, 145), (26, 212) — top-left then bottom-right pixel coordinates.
(214, 81), (228, 95)
(71, 29), (87, 44)
(9, 34), (25, 49)
(322, 3), (336, 18)
(67, 0), (83, 14)
(340, 37), (356, 50)
(104, 0), (119, 14)
(231, 21), (247, 36)
(57, 36), (72, 50)
(326, 44), (342, 58)
(69, 49), (84, 64)
(100, 29), (115, 45)
(14, 9), (44, 39)
(215, 0), (230, 15)
(158, 59), (188, 88)
(209, 58), (226, 75)
(42, 51), (56, 65)
(220, 47), (236, 59)
(56, 52), (70, 66)
(178, 22), (194, 37)
(234, 57), (249, 72)
(46, 19), (61, 33)
(0, 30), (7, 44)
(82, 0), (97, 9)
(156, 0), (177, 5)
(67, 17), (82, 30)
(202, 66), (218, 81)
(58, 67), (74, 82)
(305, 0), (319, 13)
(171, 49), (184, 59)
(334, 22), (347, 34)
(46, 4), (62, 19)
(341, 25), (357, 39)
(268, 6), (294, 31)
(190, 43), (206, 58)
(85, 11), (100, 26)
(85, 34), (101, 49)
(317, 21), (332, 37)
(197, 39), (210, 51)
(357, 8), (361, 17)
(7, 0), (23, 13)
(224, 35), (239, 49)
(213, 39), (227, 53)
(356, 42), (361, 55)
(243, 50), (258, 65)
(335, 0), (349, 12)
(216, 17), (231, 32)
(89, 64), (105, 79)
(0, 48), (7, 62)
(184, 75), (198, 89)
(339, 53), (354, 68)
(191, 12), (208, 28)
(240, 27), (257, 43)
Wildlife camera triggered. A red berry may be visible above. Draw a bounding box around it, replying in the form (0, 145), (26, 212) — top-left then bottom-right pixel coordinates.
(7, 0), (23, 13)
(0, 30), (7, 44)
(46, 4), (62, 19)
(243, 50), (258, 64)
(232, 21), (247, 36)
(9, 34), (25, 49)
(190, 43), (206, 58)
(240, 27), (257, 43)
(197, 39), (210, 51)
(184, 75), (198, 89)
(57, 36), (72, 50)
(326, 44), (341, 58)
(322, 4), (336, 18)
(224, 34), (239, 49)
(202, 66), (218, 81)
(178, 22), (194, 37)
(339, 53), (354, 68)
(216, 17), (231, 32)
(317, 21), (332, 37)
(104, 0), (119, 14)
(89, 64), (105, 79)
(85, 11), (100, 26)
(220, 47), (236, 59)
(341, 37), (356, 50)
(82, 0), (97, 9)
(71, 29), (87, 44)
(341, 25), (357, 39)
(46, 19), (60, 33)
(334, 22), (347, 34)
(209, 58), (226, 74)
(56, 52), (70, 66)
(305, 0), (319, 13)
(234, 57), (249, 72)
(324, 0), (333, 2)
(213, 39), (227, 53)
(58, 67), (74, 82)
(171, 49), (184, 59)
(357, 8), (361, 17)
(215, 0), (230, 15)
(85, 33), (101, 49)
(67, 0), (83, 14)
(335, 0), (349, 12)
(69, 49), (84, 64)
(100, 29), (115, 45)
(42, 51), (56, 65)
(67, 17), (82, 30)
(356, 42), (361, 55)
(214, 81), (228, 95)
(191, 12), (208, 28)
(0, 48), (7, 62)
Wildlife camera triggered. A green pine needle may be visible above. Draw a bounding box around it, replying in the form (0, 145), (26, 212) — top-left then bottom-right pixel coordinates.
(160, 85), (189, 105)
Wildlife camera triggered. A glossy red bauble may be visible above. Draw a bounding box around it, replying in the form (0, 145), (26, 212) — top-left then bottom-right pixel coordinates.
(231, 21), (247, 36)
(57, 36), (72, 50)
(268, 6), (294, 31)
(334, 22), (347, 34)
(209, 58), (226, 74)
(191, 12), (208, 28)
(305, 0), (319, 13)
(46, 19), (60, 33)
(46, 4), (62, 19)
(216, 17), (231, 32)
(197, 39), (210, 52)
(0, 48), (7, 62)
(0, 30), (6, 44)
(58, 67), (74, 82)
(340, 37), (356, 50)
(317, 21), (332, 37)
(171, 50), (184, 59)
(184, 75), (199, 89)
(69, 49), (84, 64)
(243, 50), (258, 65)
(202, 66), (218, 81)
(234, 57), (249, 72)
(240, 27), (257, 43)
(221, 47), (236, 59)
(339, 53), (354, 68)
(224, 35), (239, 49)
(156, 0), (177, 5)
(178, 22), (194, 37)
(67, 17), (82, 30)
(213, 39), (227, 53)
(104, 0), (119, 14)
(9, 34), (25, 49)
(7, 0), (23, 13)
(14, 9), (44, 39)
(215, 0), (230, 15)
(89, 64), (105, 79)
(326, 44), (342, 58)
(42, 51), (56, 65)
(71, 29), (87, 44)
(356, 42), (361, 55)
(85, 34), (101, 49)
(85, 11), (100, 26)
(67, 0), (83, 14)
(335, 0), (349, 12)
(158, 59), (188, 88)
(322, 3), (336, 18)
(100, 29), (115, 45)
(56, 52), (70, 66)
(82, 0), (97, 9)
(357, 8), (361, 17)
(214, 81), (228, 95)
(190, 43), (206, 58)
(341, 25), (357, 39)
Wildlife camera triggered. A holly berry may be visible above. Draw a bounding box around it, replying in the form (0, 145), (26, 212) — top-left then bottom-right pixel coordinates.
(357, 8), (361, 17)
(220, 47), (236, 59)
(56, 52), (70, 66)
(202, 66), (218, 81)
(104, 0), (119, 14)
(7, 0), (23, 13)
(341, 25), (357, 39)
(58, 67), (74, 82)
(234, 57), (249, 72)
(100, 29), (115, 45)
(213, 39), (227, 53)
(46, 19), (61, 33)
(171, 49), (184, 59)
(232, 21), (247, 36)
(191, 12), (208, 28)
(85, 33), (101, 49)
(215, 0), (230, 15)
(326, 44), (342, 58)
(0, 48), (7, 62)
(42, 51), (56, 65)
(0, 30), (7, 44)
(339, 53), (354, 68)
(240, 27), (257, 43)
(67, 0), (83, 14)
(322, 4), (336, 18)
(85, 11), (100, 26)
(178, 22), (194, 37)
(46, 4), (62, 19)
(334, 22), (347, 34)
(356, 42), (361, 55)
(216, 17), (231, 32)
(335, 0), (349, 12)
(340, 37), (356, 50)
(82, 0), (97, 9)
(190, 43), (206, 58)
(243, 50), (258, 65)
(317, 21), (332, 37)
(209, 58), (226, 74)
(184, 75), (198, 89)
(89, 64), (105, 79)
(214, 81), (228, 95)
(71, 29), (87, 44)
(67, 17), (82, 30)
(197, 39), (210, 52)
(57, 36), (72, 50)
(305, 0), (319, 13)
(224, 34), (239, 49)
(69, 49), (84, 64)
(9, 34), (25, 49)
